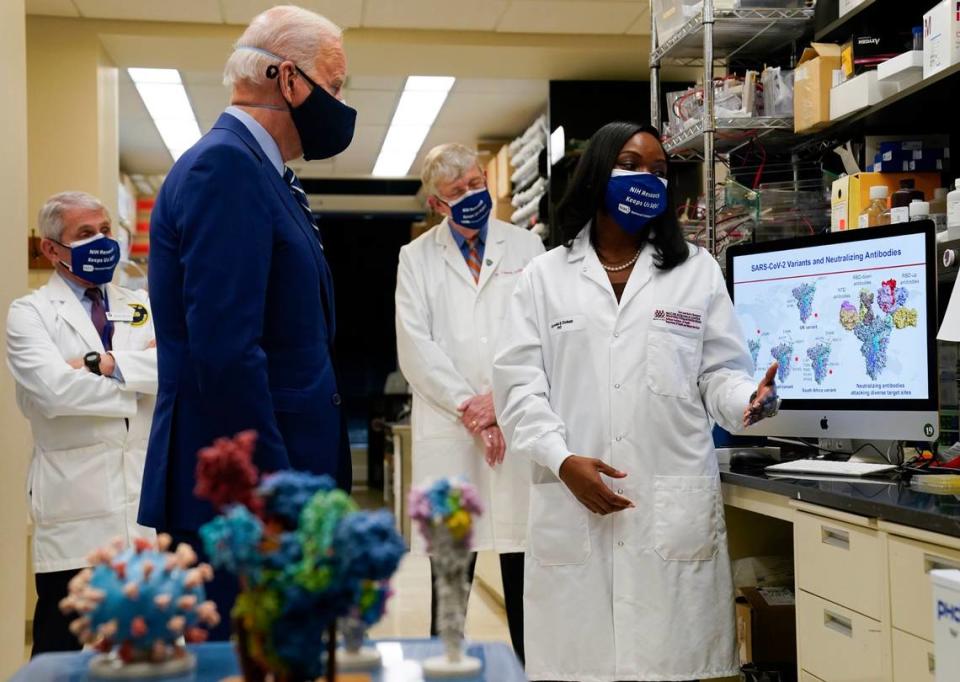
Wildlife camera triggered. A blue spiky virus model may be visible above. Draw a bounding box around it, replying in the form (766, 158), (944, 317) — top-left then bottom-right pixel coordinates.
(59, 534), (220, 664)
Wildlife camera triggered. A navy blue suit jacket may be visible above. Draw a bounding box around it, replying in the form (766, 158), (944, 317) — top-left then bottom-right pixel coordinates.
(138, 113), (351, 532)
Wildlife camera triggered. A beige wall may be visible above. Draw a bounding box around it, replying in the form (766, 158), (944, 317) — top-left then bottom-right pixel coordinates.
(0, 0), (32, 673)
(26, 15), (120, 242)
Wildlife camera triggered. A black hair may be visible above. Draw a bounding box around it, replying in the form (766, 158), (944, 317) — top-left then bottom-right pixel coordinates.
(557, 121), (690, 271)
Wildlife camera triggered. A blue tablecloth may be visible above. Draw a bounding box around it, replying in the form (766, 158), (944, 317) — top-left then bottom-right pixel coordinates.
(10, 639), (527, 682)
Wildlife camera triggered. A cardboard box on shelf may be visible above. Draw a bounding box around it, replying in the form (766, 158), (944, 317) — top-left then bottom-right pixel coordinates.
(831, 171), (943, 231)
(495, 144), (512, 201)
(924, 0), (960, 79)
(794, 43), (843, 133)
(736, 586), (797, 666)
(830, 70), (898, 120)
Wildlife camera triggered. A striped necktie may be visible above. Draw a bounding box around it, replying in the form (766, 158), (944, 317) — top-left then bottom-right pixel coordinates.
(466, 235), (482, 283)
(283, 166), (322, 245)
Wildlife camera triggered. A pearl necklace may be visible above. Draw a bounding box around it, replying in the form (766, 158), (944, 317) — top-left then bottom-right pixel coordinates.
(599, 249), (642, 272)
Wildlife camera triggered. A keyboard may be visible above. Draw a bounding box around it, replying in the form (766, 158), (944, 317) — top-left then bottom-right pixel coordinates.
(764, 459), (897, 477)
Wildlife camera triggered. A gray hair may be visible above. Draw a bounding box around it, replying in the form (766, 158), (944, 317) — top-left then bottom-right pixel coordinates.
(421, 144), (481, 197)
(223, 5), (342, 89)
(38, 192), (108, 241)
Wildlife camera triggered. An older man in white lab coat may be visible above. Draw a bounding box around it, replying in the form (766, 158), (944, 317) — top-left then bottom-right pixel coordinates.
(6, 192), (157, 656)
(396, 143), (544, 659)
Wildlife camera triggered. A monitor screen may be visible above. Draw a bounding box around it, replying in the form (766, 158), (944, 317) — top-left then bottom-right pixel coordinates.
(726, 222), (939, 441)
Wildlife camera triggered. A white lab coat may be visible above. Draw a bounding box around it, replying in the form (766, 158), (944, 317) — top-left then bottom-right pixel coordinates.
(396, 217), (545, 552)
(492, 227), (756, 681)
(6, 272), (158, 573)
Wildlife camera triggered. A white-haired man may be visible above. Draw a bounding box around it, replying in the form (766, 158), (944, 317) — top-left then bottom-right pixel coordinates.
(396, 143), (545, 660)
(6, 192), (157, 656)
(139, 5), (355, 637)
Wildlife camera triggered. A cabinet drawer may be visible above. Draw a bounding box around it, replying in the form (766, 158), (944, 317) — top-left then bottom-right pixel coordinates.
(797, 590), (885, 682)
(796, 511), (883, 619)
(892, 628), (936, 682)
(889, 534), (960, 641)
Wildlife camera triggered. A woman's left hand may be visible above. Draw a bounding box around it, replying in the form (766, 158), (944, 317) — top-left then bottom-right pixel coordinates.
(743, 362), (779, 427)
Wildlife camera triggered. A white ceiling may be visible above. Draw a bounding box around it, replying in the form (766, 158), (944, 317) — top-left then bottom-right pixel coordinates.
(30, 0), (654, 180)
(119, 71), (549, 178)
(26, 0), (653, 34)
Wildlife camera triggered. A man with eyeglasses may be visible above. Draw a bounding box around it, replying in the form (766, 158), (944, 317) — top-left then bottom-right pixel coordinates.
(395, 143), (545, 661)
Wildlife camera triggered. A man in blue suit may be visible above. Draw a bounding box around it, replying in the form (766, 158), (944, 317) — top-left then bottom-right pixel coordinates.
(138, 6), (355, 635)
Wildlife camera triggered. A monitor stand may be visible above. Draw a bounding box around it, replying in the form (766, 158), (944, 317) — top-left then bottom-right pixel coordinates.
(820, 438), (900, 465)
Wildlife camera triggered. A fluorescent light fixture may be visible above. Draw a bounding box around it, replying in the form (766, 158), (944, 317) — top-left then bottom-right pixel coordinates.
(127, 68), (202, 162)
(372, 76), (455, 177)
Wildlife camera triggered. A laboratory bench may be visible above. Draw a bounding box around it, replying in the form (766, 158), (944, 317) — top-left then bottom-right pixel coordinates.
(721, 465), (960, 682)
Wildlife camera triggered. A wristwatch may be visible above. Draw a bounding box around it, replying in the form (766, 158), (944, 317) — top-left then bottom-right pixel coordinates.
(83, 351), (102, 375)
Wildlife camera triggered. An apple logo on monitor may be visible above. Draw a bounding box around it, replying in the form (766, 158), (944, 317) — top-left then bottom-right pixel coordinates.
(820, 417), (829, 430)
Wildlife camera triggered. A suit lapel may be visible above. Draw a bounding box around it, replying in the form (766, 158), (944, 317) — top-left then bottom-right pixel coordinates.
(214, 112), (335, 335)
(46, 273), (104, 352)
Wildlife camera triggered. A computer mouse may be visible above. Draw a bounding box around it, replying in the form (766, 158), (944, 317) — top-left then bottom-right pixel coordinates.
(730, 449), (779, 469)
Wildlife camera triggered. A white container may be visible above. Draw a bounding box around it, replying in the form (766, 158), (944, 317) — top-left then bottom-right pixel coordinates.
(830, 71), (899, 120)
(877, 51), (925, 91)
(948, 179), (960, 240)
(924, 0), (960, 79)
(932, 569), (960, 682)
(910, 200), (931, 222)
(932, 187), (948, 232)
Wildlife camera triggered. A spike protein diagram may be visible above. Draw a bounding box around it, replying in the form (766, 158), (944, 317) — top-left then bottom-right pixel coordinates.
(839, 280), (917, 380)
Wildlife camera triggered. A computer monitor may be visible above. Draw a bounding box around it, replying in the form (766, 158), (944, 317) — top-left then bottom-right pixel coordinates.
(726, 221), (939, 442)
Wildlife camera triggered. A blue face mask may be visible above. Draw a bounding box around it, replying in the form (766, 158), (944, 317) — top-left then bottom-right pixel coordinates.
(55, 233), (121, 285)
(604, 169), (669, 235)
(445, 188), (493, 231)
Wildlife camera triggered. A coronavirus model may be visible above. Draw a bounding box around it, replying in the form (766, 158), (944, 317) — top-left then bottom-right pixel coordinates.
(59, 535), (220, 677)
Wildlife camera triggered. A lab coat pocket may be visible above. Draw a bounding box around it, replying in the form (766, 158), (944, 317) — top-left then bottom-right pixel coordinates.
(529, 481), (591, 566)
(646, 330), (698, 400)
(653, 475), (719, 561)
(33, 444), (116, 525)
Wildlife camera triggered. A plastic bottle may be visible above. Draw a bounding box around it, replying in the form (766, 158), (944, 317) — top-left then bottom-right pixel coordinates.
(948, 179), (960, 240)
(909, 200), (930, 222)
(931, 188), (948, 232)
(913, 26), (923, 52)
(890, 179), (924, 224)
(858, 185), (891, 228)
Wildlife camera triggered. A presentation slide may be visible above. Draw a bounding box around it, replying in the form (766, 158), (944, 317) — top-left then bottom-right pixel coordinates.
(731, 233), (928, 400)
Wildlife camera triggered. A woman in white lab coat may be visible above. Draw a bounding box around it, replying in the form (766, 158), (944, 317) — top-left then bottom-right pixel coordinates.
(492, 122), (778, 681)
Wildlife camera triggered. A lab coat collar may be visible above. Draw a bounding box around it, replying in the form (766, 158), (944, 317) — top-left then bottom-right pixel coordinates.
(436, 217), (480, 289)
(105, 284), (136, 351)
(476, 219), (507, 294)
(569, 221), (655, 311)
(44, 272), (104, 352)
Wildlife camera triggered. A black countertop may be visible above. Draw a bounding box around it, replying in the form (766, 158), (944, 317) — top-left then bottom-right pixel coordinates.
(720, 465), (960, 539)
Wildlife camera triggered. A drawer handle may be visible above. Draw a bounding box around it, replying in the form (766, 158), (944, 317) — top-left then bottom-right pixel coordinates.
(924, 554), (960, 574)
(928, 652), (936, 673)
(823, 610), (853, 637)
(821, 526), (850, 550)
